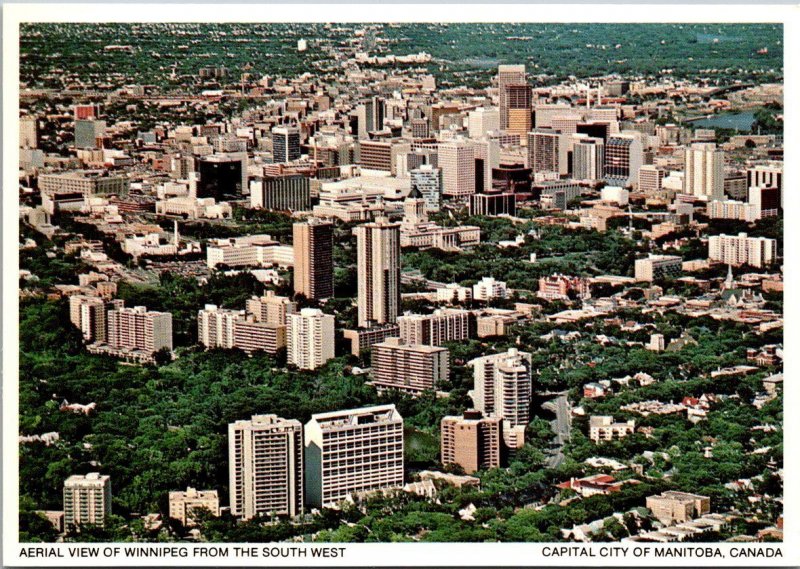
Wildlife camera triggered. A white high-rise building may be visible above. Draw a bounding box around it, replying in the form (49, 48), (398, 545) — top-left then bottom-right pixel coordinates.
(287, 308), (335, 370)
(63, 473), (111, 530)
(470, 349), (533, 428)
(438, 140), (476, 197)
(355, 217), (401, 327)
(304, 405), (404, 508)
(228, 415), (303, 520)
(472, 277), (508, 301)
(684, 143), (724, 200)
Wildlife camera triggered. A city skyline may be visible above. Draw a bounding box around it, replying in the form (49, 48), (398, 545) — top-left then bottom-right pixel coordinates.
(10, 15), (786, 556)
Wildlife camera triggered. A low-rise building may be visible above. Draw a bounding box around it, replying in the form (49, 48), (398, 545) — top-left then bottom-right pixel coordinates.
(646, 491), (711, 526)
(168, 487), (220, 527)
(589, 416), (635, 443)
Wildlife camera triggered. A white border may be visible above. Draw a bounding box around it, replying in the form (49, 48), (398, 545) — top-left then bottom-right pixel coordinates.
(3, 4), (796, 566)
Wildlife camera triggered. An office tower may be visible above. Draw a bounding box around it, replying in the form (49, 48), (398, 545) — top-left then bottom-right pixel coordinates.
(228, 415), (303, 520)
(492, 163), (532, 195)
(358, 139), (393, 172)
(746, 163), (783, 194)
(576, 121), (612, 142)
(355, 217), (401, 327)
(197, 154), (245, 199)
(638, 164), (666, 194)
(19, 116), (37, 149)
(398, 309), (471, 346)
(293, 218), (334, 300)
(63, 473), (111, 529)
(409, 118), (429, 139)
(438, 140), (475, 197)
(684, 143), (724, 200)
(304, 405), (404, 508)
(107, 306), (173, 354)
(604, 134), (643, 187)
(528, 130), (568, 176)
(168, 488), (220, 527)
(246, 291), (297, 325)
(363, 96), (386, 133)
(468, 108), (500, 138)
(441, 410), (502, 474)
(349, 104), (368, 139)
(410, 165), (443, 212)
(504, 84), (533, 136)
(371, 337), (449, 395)
(272, 126), (301, 163)
(470, 348), (532, 427)
(74, 120), (106, 149)
(250, 175), (311, 211)
(497, 64), (526, 131)
(469, 193), (516, 217)
(473, 139), (500, 194)
(572, 136), (604, 180)
(708, 233), (777, 268)
(287, 308), (335, 370)
(551, 113), (582, 135)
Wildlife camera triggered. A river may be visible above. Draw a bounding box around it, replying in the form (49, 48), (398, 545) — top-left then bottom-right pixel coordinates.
(693, 110), (757, 132)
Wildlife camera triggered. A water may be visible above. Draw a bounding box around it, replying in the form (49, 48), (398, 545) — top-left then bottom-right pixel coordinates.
(693, 111), (757, 132)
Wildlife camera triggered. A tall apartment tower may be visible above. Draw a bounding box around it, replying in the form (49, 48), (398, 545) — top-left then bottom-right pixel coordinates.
(441, 410), (503, 474)
(355, 217), (401, 327)
(287, 308), (335, 370)
(470, 348), (533, 427)
(528, 130), (568, 176)
(63, 473), (111, 530)
(228, 415), (304, 520)
(107, 306), (173, 354)
(272, 126), (301, 163)
(69, 296), (123, 343)
(293, 219), (334, 300)
(572, 136), (605, 180)
(304, 405), (404, 508)
(438, 140), (476, 197)
(497, 64), (526, 131)
(684, 142), (724, 200)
